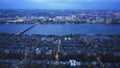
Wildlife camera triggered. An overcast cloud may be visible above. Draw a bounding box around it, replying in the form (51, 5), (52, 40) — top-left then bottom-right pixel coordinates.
(0, 0), (120, 10)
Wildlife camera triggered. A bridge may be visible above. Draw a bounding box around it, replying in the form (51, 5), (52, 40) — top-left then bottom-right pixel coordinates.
(16, 24), (37, 35)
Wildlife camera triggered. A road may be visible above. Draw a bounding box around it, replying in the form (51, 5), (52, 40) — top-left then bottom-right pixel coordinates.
(18, 37), (40, 67)
(55, 39), (61, 65)
(84, 35), (105, 68)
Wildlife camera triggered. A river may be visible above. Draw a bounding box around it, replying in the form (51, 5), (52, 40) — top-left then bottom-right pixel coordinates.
(0, 24), (120, 35)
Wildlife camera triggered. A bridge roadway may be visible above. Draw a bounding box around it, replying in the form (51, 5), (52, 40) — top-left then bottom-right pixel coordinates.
(16, 24), (37, 35)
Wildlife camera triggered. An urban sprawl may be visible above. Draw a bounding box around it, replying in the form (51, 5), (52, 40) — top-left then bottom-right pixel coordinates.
(0, 10), (120, 68)
(0, 33), (120, 68)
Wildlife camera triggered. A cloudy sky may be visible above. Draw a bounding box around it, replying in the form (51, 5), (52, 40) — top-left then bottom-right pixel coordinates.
(0, 0), (120, 10)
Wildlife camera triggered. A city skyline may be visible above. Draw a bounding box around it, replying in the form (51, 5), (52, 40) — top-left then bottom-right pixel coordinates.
(0, 0), (120, 10)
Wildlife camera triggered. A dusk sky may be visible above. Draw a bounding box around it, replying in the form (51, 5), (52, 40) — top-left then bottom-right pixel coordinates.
(0, 0), (120, 10)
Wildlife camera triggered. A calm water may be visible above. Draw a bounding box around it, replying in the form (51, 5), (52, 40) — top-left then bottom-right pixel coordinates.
(25, 24), (120, 35)
(0, 24), (120, 35)
(0, 24), (33, 34)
